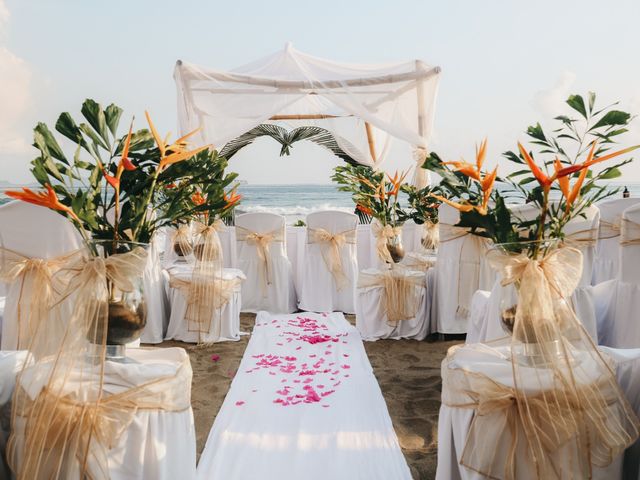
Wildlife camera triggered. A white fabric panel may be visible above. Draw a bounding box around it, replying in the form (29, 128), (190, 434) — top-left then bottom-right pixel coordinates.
(0, 201), (84, 351)
(196, 311), (412, 480)
(298, 211), (358, 314)
(465, 290), (491, 344)
(436, 343), (624, 479)
(141, 233), (169, 344)
(175, 44), (440, 177)
(431, 205), (494, 334)
(165, 265), (245, 343)
(11, 348), (196, 480)
(593, 198), (640, 285)
(235, 213), (296, 313)
(621, 203), (640, 284)
(355, 268), (429, 341)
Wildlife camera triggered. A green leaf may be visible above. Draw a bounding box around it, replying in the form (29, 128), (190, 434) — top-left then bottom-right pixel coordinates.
(105, 104), (124, 136)
(526, 123), (548, 144)
(588, 92), (596, 113)
(566, 95), (587, 119)
(79, 123), (109, 152)
(33, 123), (68, 163)
(81, 99), (111, 148)
(590, 110), (631, 131)
(599, 167), (622, 180)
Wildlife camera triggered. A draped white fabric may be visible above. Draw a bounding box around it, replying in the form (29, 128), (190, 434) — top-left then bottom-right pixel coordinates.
(436, 343), (628, 480)
(595, 203), (640, 349)
(356, 268), (429, 341)
(165, 264), (245, 343)
(11, 348), (196, 480)
(592, 198), (640, 285)
(141, 232), (170, 344)
(298, 211), (358, 314)
(174, 43), (440, 181)
(196, 311), (411, 480)
(0, 201), (83, 350)
(431, 205), (495, 334)
(235, 213), (296, 313)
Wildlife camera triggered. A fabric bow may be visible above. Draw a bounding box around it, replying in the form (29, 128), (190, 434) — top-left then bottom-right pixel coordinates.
(237, 226), (283, 297)
(308, 227), (355, 290)
(371, 222), (402, 264)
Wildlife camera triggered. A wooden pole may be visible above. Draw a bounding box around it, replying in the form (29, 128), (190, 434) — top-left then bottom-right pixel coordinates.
(365, 122), (377, 163)
(268, 114), (348, 120)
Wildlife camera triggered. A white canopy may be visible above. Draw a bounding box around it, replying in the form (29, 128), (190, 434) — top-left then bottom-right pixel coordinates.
(174, 43), (441, 186)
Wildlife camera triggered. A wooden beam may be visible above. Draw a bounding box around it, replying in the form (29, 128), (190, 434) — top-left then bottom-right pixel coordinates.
(268, 114), (350, 120)
(365, 122), (377, 162)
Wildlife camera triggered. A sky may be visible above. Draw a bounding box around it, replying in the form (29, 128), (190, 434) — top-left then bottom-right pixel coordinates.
(2, 0), (640, 185)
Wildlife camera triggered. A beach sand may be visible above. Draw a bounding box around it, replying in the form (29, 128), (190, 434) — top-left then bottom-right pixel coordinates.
(159, 313), (462, 480)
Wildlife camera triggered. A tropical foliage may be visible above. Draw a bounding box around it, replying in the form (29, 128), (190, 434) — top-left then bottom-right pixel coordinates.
(6, 99), (206, 245)
(422, 93), (640, 254)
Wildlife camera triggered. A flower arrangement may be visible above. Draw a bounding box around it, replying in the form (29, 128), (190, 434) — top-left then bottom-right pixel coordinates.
(423, 93), (639, 254)
(6, 99), (207, 250)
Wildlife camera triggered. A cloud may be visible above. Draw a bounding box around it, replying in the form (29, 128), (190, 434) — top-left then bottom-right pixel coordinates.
(532, 71), (576, 118)
(0, 2), (33, 156)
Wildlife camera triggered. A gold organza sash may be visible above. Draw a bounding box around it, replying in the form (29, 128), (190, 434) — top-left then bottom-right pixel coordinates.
(442, 343), (637, 480)
(621, 218), (640, 246)
(564, 227), (598, 249)
(8, 247), (150, 480)
(598, 218), (621, 239)
(421, 221), (439, 250)
(172, 224), (193, 256)
(358, 268), (424, 323)
(0, 248), (81, 350)
(12, 348), (191, 479)
(236, 225), (284, 295)
(371, 222), (402, 264)
(450, 245), (640, 479)
(308, 227), (356, 290)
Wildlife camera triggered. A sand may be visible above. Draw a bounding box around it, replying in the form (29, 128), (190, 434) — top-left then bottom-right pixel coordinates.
(158, 313), (462, 480)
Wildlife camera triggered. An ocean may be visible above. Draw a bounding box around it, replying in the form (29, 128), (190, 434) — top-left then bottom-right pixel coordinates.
(2, 182), (639, 224)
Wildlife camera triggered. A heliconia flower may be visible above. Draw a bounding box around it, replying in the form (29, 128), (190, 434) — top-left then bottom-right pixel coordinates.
(443, 160), (482, 181)
(386, 170), (408, 196)
(556, 141), (640, 178)
(430, 194), (475, 213)
(145, 111), (208, 171)
(191, 191), (205, 206)
(223, 187), (242, 208)
(165, 183), (177, 189)
(97, 159), (119, 190)
(476, 138), (487, 171)
(479, 167), (498, 215)
(356, 204), (373, 216)
(554, 159), (570, 198)
(565, 167), (589, 212)
(115, 120), (136, 179)
(518, 142), (553, 191)
(5, 184), (80, 221)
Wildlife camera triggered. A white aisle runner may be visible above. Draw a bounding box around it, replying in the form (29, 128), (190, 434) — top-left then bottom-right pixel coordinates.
(197, 311), (412, 480)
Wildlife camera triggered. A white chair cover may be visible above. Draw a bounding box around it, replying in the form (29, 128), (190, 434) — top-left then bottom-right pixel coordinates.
(164, 265), (245, 343)
(595, 203), (640, 349)
(467, 204), (600, 343)
(235, 213), (296, 313)
(431, 204), (494, 334)
(298, 211), (358, 314)
(436, 343), (626, 480)
(592, 198), (640, 285)
(356, 267), (429, 340)
(0, 201), (84, 350)
(162, 223), (236, 269)
(140, 230), (169, 344)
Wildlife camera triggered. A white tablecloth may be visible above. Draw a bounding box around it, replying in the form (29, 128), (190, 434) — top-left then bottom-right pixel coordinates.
(436, 343), (626, 479)
(165, 264), (245, 343)
(197, 311), (411, 479)
(11, 347), (196, 480)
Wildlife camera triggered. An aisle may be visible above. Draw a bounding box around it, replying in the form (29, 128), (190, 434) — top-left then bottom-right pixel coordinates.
(196, 311), (412, 480)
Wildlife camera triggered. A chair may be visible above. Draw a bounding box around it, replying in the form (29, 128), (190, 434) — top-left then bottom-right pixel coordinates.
(298, 211), (358, 314)
(0, 201), (83, 349)
(595, 203), (640, 348)
(430, 204), (494, 334)
(592, 198), (640, 285)
(235, 213), (296, 313)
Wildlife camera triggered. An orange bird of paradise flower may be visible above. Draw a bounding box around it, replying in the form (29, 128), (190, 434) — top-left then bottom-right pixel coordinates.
(223, 187), (242, 208)
(6, 184), (80, 222)
(356, 204), (374, 216)
(191, 191), (206, 206)
(386, 170), (408, 196)
(431, 139), (496, 215)
(98, 119), (136, 191)
(145, 111), (209, 171)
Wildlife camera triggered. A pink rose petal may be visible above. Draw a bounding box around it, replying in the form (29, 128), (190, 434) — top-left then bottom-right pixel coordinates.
(211, 354), (220, 362)
(235, 401), (245, 406)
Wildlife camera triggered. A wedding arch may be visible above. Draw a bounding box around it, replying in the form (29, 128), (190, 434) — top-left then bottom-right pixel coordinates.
(174, 43), (441, 187)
